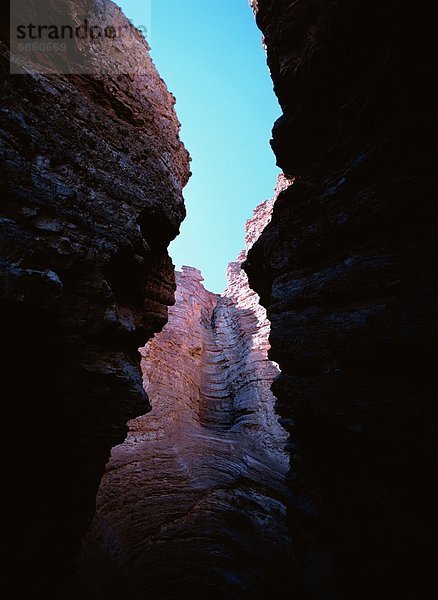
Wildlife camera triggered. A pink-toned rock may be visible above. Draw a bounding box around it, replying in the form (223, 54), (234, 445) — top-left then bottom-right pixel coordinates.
(220, 174), (292, 454)
(76, 180), (294, 599)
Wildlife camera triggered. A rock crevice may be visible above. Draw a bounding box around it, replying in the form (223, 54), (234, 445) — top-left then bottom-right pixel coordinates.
(76, 188), (292, 599)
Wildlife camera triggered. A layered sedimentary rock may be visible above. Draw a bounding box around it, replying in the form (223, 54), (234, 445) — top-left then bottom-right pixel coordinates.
(245, 1), (437, 598)
(76, 197), (292, 599)
(0, 1), (189, 592)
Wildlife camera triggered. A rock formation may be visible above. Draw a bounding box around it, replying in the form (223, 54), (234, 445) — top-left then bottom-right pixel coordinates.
(0, 1), (189, 593)
(245, 1), (437, 598)
(75, 191), (292, 599)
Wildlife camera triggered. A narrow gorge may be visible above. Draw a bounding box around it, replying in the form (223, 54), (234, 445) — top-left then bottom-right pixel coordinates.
(75, 178), (293, 599)
(1, 1), (436, 599)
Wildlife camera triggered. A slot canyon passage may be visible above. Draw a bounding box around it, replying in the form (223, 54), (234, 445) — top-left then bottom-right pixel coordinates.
(0, 1), (436, 600)
(75, 178), (294, 599)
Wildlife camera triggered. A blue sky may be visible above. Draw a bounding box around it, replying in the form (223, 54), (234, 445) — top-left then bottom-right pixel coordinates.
(116, 1), (280, 292)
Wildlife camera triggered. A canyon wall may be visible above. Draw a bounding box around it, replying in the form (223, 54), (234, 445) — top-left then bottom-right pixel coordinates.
(76, 194), (293, 599)
(245, 1), (437, 598)
(0, 1), (189, 593)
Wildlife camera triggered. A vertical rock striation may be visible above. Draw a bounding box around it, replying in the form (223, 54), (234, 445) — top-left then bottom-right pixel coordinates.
(0, 1), (189, 592)
(245, 1), (437, 598)
(77, 193), (292, 599)
(219, 174), (292, 453)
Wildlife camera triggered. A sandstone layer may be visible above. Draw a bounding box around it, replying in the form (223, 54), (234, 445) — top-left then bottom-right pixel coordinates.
(76, 193), (292, 599)
(0, 1), (189, 593)
(245, 1), (437, 598)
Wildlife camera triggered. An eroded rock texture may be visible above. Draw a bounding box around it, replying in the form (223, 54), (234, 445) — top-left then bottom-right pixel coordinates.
(77, 198), (292, 599)
(245, 1), (437, 598)
(0, 1), (189, 593)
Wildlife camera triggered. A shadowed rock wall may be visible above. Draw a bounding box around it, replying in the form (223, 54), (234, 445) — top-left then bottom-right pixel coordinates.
(0, 1), (189, 593)
(245, 1), (437, 597)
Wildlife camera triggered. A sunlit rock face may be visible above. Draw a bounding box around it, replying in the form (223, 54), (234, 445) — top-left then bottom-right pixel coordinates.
(245, 1), (437, 597)
(76, 190), (293, 599)
(0, 1), (189, 593)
